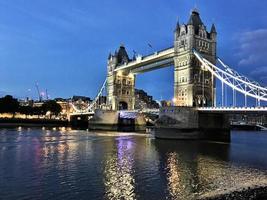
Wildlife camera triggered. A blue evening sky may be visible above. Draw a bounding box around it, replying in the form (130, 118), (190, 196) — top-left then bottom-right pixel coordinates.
(0, 0), (267, 105)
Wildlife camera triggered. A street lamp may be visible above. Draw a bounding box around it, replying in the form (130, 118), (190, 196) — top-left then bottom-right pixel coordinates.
(172, 97), (177, 106)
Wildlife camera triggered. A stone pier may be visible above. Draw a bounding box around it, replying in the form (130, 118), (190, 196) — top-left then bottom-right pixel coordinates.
(154, 107), (230, 142)
(88, 109), (146, 132)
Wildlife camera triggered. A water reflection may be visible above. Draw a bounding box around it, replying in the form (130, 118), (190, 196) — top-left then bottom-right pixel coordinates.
(1, 129), (267, 200)
(156, 140), (267, 199)
(196, 155), (267, 198)
(166, 152), (186, 199)
(104, 137), (136, 200)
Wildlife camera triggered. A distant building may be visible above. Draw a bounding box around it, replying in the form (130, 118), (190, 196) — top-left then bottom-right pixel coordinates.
(229, 113), (267, 125)
(19, 99), (34, 107)
(135, 89), (159, 110)
(54, 97), (71, 102)
(160, 100), (172, 107)
(72, 96), (92, 103)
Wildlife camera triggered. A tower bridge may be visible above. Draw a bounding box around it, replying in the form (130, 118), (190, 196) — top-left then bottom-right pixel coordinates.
(104, 9), (266, 112)
(76, 9), (266, 139)
(107, 9), (217, 111)
(72, 8), (267, 116)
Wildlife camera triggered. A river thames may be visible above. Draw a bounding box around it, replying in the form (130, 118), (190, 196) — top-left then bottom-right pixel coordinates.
(0, 128), (267, 199)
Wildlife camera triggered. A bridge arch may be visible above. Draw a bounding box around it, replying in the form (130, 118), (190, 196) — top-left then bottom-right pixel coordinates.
(118, 101), (128, 110)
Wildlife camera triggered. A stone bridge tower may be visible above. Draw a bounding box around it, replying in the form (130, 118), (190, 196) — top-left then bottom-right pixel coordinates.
(174, 9), (217, 107)
(107, 45), (135, 110)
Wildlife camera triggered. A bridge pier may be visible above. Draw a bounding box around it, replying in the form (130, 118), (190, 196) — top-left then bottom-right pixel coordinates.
(88, 109), (146, 132)
(154, 107), (230, 142)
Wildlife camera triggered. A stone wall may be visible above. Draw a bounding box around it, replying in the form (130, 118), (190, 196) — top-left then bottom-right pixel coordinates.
(157, 107), (199, 129)
(155, 106), (230, 142)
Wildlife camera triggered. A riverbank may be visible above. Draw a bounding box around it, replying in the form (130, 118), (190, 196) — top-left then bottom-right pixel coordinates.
(199, 185), (267, 200)
(0, 118), (69, 128)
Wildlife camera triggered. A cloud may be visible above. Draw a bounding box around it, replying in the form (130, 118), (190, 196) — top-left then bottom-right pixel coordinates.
(236, 29), (267, 84)
(249, 66), (267, 84)
(237, 29), (267, 66)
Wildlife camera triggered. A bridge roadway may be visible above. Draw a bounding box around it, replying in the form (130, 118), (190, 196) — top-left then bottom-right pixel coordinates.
(70, 107), (267, 116)
(114, 47), (174, 74)
(197, 107), (267, 114)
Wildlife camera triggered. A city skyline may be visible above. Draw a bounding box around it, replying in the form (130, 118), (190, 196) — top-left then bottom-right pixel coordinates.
(0, 0), (267, 103)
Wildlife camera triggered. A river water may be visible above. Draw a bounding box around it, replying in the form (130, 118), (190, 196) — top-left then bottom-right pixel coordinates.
(0, 128), (267, 200)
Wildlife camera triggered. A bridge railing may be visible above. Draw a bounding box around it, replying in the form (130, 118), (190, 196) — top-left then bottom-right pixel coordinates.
(198, 106), (267, 111)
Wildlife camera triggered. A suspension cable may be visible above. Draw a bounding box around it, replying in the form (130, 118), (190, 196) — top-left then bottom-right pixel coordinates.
(193, 49), (267, 102)
(217, 58), (267, 92)
(71, 78), (107, 113)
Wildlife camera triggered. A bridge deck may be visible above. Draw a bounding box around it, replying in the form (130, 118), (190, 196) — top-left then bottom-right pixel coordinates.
(114, 47), (174, 74)
(198, 107), (267, 113)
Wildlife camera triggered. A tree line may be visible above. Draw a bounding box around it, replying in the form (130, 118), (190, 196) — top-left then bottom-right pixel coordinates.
(0, 95), (62, 117)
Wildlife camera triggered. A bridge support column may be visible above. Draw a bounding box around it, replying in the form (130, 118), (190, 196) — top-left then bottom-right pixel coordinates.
(155, 107), (230, 142)
(106, 45), (136, 111)
(173, 10), (216, 107)
(107, 71), (135, 110)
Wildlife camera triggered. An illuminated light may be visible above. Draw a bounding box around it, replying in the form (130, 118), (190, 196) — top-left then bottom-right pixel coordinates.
(17, 126), (22, 131)
(117, 70), (123, 76)
(129, 73), (134, 79)
(42, 127), (45, 130)
(52, 127), (57, 131)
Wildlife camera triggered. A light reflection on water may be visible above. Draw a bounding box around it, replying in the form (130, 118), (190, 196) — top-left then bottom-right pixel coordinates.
(165, 151), (267, 200)
(104, 137), (136, 200)
(0, 128), (267, 200)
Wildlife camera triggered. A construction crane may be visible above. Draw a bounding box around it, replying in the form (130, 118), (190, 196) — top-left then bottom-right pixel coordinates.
(35, 82), (42, 101)
(45, 89), (49, 100)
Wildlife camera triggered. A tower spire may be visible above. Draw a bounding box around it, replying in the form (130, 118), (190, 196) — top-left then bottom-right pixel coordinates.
(211, 23), (217, 33)
(175, 19), (180, 31)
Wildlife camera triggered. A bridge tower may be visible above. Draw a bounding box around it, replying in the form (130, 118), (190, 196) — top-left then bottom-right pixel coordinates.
(174, 9), (217, 107)
(107, 45), (135, 110)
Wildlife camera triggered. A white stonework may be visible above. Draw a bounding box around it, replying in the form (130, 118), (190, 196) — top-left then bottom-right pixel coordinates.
(174, 9), (217, 107)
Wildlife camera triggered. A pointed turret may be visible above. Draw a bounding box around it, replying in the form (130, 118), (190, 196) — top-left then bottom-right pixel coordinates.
(210, 23), (217, 33)
(116, 45), (130, 65)
(175, 20), (180, 32)
(210, 23), (217, 40)
(187, 9), (203, 34)
(132, 54), (136, 61)
(174, 20), (180, 39)
(108, 53), (112, 60)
